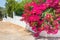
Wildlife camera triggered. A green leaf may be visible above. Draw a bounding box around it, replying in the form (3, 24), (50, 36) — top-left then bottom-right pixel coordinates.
(42, 8), (54, 18)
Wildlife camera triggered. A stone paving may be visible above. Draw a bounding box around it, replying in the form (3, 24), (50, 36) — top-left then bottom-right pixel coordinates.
(0, 21), (60, 40)
(0, 21), (35, 40)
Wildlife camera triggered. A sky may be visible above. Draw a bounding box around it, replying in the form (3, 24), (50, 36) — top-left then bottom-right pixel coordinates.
(0, 0), (6, 7)
(0, 0), (21, 8)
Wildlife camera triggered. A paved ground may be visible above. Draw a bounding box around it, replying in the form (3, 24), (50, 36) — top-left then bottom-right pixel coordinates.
(0, 21), (35, 40)
(0, 21), (60, 40)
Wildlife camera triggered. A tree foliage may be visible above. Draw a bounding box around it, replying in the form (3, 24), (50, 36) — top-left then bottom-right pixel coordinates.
(5, 0), (16, 17)
(5, 0), (33, 17)
(0, 7), (5, 20)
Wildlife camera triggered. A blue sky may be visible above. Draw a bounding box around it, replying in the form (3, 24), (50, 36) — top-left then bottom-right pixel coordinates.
(0, 0), (6, 7)
(0, 0), (21, 8)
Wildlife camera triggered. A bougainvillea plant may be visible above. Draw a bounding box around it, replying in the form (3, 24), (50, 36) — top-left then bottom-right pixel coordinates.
(21, 0), (60, 38)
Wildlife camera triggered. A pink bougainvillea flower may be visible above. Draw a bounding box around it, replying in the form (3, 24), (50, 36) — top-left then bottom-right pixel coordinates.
(47, 30), (52, 34)
(45, 14), (52, 19)
(47, 29), (58, 34)
(52, 29), (58, 34)
(32, 26), (37, 32)
(53, 20), (59, 28)
(50, 0), (59, 7)
(44, 24), (49, 30)
(38, 0), (44, 3)
(47, 26), (57, 34)
(45, 13), (53, 22)
(46, 0), (54, 4)
(30, 2), (38, 7)
(31, 3), (42, 15)
(33, 32), (40, 38)
(30, 21), (38, 27)
(28, 15), (40, 21)
(56, 17), (60, 21)
(54, 2), (60, 9)
(39, 3), (49, 10)
(37, 26), (44, 32)
(55, 9), (60, 14)
(31, 9), (42, 15)
(38, 20), (44, 25)
(24, 3), (31, 10)
(21, 0), (60, 37)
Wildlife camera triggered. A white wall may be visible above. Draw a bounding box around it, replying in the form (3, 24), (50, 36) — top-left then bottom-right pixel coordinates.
(3, 16), (33, 32)
(3, 12), (33, 32)
(3, 16), (27, 28)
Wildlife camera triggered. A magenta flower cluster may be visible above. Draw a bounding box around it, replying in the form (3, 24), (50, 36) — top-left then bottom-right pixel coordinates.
(22, 0), (60, 37)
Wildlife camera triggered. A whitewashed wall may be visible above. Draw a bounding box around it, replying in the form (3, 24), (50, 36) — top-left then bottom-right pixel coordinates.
(3, 15), (32, 32)
(3, 12), (32, 32)
(3, 16), (27, 28)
